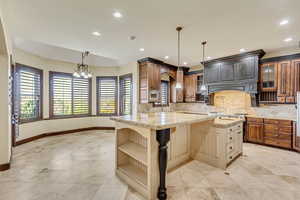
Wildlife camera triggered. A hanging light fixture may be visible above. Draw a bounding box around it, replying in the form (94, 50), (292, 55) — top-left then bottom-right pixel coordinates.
(176, 26), (183, 89)
(200, 41), (207, 93)
(73, 51), (92, 78)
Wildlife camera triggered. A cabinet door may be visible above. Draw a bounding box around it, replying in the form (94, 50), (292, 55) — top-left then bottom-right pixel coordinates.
(247, 122), (264, 143)
(234, 57), (255, 80)
(148, 63), (161, 91)
(260, 63), (277, 91)
(184, 74), (196, 102)
(292, 59), (300, 102)
(205, 63), (220, 83)
(277, 61), (292, 103)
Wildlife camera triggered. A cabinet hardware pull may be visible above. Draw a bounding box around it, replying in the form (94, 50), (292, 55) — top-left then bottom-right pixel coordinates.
(229, 156), (232, 159)
(230, 129), (233, 131)
(237, 131), (241, 134)
(230, 137), (233, 140)
(230, 146), (233, 150)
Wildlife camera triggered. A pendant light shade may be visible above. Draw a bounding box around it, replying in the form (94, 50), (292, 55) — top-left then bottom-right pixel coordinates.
(176, 26), (183, 89)
(200, 41), (207, 93)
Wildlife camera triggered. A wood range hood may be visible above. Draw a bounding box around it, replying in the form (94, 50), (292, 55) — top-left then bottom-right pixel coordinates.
(203, 49), (265, 106)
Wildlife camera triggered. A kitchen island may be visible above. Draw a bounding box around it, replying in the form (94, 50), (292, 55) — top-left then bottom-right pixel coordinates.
(111, 112), (243, 200)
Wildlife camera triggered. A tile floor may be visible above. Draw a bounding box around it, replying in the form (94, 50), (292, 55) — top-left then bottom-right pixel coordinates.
(0, 130), (300, 200)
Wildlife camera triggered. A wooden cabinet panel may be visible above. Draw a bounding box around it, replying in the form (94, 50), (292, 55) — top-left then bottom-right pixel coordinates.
(247, 122), (264, 143)
(264, 119), (279, 124)
(184, 74), (197, 102)
(277, 61), (293, 103)
(247, 117), (263, 123)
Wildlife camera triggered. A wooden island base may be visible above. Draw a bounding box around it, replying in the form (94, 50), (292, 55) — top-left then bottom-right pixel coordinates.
(112, 113), (243, 200)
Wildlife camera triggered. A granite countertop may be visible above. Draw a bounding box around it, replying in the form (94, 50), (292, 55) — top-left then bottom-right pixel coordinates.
(246, 115), (296, 121)
(213, 118), (244, 128)
(111, 112), (216, 130)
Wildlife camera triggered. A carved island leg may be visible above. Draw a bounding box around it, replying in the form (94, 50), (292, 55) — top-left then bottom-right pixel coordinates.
(156, 129), (170, 200)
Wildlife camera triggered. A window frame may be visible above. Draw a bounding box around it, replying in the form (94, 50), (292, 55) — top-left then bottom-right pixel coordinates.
(49, 71), (92, 119)
(15, 63), (43, 124)
(96, 76), (118, 116)
(119, 73), (133, 116)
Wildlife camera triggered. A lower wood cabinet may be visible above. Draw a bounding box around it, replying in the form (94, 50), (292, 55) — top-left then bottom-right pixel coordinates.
(245, 117), (293, 149)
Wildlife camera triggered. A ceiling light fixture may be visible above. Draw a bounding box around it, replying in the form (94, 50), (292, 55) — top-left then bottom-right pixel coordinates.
(280, 19), (289, 26)
(183, 62), (188, 66)
(139, 48), (145, 52)
(164, 56), (169, 59)
(92, 31), (101, 36)
(176, 26), (183, 89)
(240, 48), (246, 53)
(73, 51), (92, 79)
(284, 37), (293, 42)
(113, 11), (122, 18)
(200, 41), (207, 93)
(207, 56), (211, 59)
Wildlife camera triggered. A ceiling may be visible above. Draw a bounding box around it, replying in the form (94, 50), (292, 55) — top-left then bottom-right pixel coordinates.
(6, 0), (300, 66)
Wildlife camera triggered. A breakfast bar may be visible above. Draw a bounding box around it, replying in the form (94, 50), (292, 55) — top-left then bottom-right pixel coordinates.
(111, 112), (243, 200)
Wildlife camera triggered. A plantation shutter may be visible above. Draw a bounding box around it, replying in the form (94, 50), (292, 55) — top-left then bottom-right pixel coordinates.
(161, 81), (169, 105)
(50, 72), (91, 118)
(16, 64), (43, 122)
(73, 77), (90, 115)
(119, 74), (132, 115)
(97, 77), (118, 116)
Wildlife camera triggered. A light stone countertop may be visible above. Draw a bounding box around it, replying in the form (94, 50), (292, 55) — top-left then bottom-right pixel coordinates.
(111, 112), (216, 130)
(213, 118), (244, 128)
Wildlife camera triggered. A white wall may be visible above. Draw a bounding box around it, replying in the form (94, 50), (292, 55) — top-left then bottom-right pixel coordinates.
(14, 49), (140, 141)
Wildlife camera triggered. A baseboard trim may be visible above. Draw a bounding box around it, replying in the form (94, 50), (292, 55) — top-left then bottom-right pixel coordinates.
(16, 127), (115, 146)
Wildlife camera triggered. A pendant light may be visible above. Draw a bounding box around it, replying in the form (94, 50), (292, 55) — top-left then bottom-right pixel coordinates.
(73, 51), (92, 79)
(175, 26), (183, 89)
(200, 41), (207, 93)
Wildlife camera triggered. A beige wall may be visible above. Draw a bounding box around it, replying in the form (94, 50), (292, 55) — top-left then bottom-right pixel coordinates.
(14, 49), (140, 141)
(0, 0), (12, 166)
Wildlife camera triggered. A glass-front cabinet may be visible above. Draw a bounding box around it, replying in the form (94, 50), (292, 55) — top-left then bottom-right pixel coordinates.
(260, 63), (277, 91)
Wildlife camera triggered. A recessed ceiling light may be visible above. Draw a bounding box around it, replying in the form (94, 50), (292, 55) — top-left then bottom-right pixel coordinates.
(284, 37), (293, 42)
(280, 19), (289, 26)
(92, 31), (101, 36)
(240, 48), (246, 52)
(207, 56), (211, 59)
(164, 56), (169, 59)
(113, 11), (122, 18)
(139, 48), (145, 52)
(183, 62), (188, 65)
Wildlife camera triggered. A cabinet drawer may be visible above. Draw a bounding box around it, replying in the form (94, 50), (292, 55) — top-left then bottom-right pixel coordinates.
(264, 124), (278, 133)
(264, 119), (279, 124)
(278, 126), (292, 134)
(278, 134), (292, 140)
(227, 132), (234, 144)
(247, 117), (263, 123)
(264, 138), (291, 149)
(264, 132), (278, 138)
(279, 120), (292, 126)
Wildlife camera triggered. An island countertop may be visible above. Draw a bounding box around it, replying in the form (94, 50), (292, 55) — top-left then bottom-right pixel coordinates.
(111, 112), (216, 130)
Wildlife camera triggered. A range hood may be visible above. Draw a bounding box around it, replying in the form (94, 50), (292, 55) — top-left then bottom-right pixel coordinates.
(203, 50), (265, 95)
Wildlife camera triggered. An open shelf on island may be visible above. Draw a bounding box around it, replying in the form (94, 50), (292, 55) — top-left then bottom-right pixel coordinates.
(118, 142), (147, 165)
(118, 163), (147, 187)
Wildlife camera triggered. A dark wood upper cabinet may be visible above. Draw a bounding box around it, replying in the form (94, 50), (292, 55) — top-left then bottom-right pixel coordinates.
(234, 57), (255, 80)
(220, 62), (234, 81)
(205, 63), (220, 83)
(184, 74), (197, 102)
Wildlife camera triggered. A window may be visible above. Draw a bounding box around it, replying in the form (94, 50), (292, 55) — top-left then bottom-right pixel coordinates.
(155, 81), (169, 106)
(119, 74), (133, 115)
(97, 76), (118, 116)
(16, 64), (43, 123)
(49, 72), (91, 118)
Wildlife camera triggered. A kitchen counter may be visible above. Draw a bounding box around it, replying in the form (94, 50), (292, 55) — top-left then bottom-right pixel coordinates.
(112, 112), (244, 200)
(111, 112), (216, 130)
(246, 114), (296, 121)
